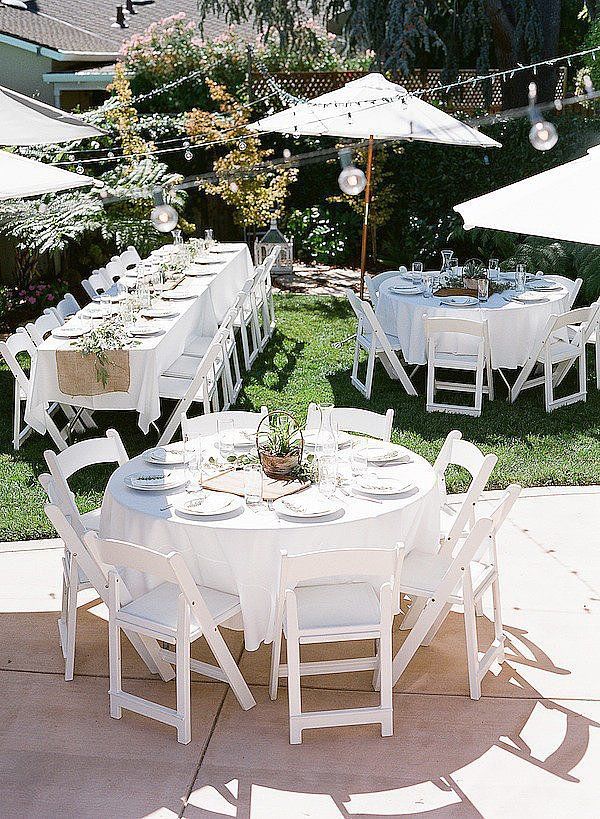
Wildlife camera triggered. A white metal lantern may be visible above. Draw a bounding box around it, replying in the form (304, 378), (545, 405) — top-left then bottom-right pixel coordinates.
(254, 217), (293, 272)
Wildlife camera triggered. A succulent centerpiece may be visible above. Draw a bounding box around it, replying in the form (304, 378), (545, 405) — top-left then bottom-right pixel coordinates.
(256, 411), (304, 480)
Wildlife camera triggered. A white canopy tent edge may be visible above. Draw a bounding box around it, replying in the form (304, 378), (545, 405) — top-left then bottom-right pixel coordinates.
(0, 151), (96, 200)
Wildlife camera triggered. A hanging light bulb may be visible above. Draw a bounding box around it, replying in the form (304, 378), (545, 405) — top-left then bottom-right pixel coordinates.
(529, 120), (558, 151)
(184, 149), (193, 161)
(283, 147), (291, 160)
(337, 148), (366, 196)
(76, 165), (84, 175)
(150, 187), (178, 232)
(229, 180), (239, 193)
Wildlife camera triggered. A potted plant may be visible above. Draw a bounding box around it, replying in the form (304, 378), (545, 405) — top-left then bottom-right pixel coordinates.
(256, 411), (304, 480)
(462, 258), (488, 290)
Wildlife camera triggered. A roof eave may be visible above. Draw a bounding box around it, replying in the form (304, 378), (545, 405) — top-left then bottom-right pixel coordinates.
(0, 32), (119, 61)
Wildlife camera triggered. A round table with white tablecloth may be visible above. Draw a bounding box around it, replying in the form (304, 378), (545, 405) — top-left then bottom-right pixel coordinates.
(375, 274), (576, 370)
(100, 435), (440, 650)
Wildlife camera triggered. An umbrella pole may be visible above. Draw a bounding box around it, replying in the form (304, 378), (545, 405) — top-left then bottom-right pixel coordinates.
(359, 135), (374, 299)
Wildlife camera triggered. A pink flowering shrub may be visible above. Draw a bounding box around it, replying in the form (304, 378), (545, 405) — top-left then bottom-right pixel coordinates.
(10, 280), (68, 312)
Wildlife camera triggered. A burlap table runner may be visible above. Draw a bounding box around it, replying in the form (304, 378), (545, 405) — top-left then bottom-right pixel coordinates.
(434, 287), (478, 298)
(56, 349), (130, 396)
(203, 468), (310, 501)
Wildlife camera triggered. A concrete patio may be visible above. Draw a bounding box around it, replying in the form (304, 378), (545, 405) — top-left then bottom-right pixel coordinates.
(1, 486), (599, 818)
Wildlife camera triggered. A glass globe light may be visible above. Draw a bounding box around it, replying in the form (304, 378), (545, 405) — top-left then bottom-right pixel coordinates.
(150, 187), (178, 233)
(338, 164), (367, 196)
(529, 120), (558, 151)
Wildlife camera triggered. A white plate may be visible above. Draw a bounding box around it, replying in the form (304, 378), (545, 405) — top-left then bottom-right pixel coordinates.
(192, 256), (223, 265)
(528, 279), (563, 292)
(440, 295), (479, 307)
(353, 476), (416, 496)
(126, 324), (166, 338)
(144, 443), (189, 465)
(223, 428), (258, 449)
(389, 285), (423, 295)
(162, 289), (196, 300)
(508, 292), (549, 304)
(273, 494), (343, 519)
(174, 491), (242, 517)
(51, 325), (88, 339)
(125, 471), (187, 491)
(141, 306), (180, 319)
(210, 243), (241, 254)
(184, 265), (221, 277)
(401, 272), (425, 282)
(358, 444), (411, 465)
(80, 304), (114, 319)
(302, 429), (352, 449)
(152, 245), (177, 257)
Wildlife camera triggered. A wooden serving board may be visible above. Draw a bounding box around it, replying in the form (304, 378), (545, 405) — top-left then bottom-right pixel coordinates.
(434, 287), (478, 297)
(202, 469), (310, 501)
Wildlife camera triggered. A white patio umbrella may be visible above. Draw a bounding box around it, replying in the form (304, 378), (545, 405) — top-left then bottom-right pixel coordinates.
(249, 73), (501, 294)
(0, 151), (96, 200)
(454, 145), (600, 245)
(0, 84), (105, 146)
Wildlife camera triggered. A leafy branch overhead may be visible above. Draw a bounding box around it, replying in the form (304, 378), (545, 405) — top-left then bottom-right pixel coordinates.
(186, 80), (298, 227)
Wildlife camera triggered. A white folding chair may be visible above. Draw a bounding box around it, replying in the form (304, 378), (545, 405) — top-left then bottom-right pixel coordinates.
(106, 259), (126, 282)
(44, 292), (81, 324)
(391, 517), (502, 699)
(181, 406), (268, 439)
(158, 342), (223, 446)
(424, 316), (494, 417)
(25, 312), (61, 346)
(85, 531), (255, 743)
(565, 297), (600, 390)
(44, 429), (128, 535)
(0, 331), (70, 450)
(401, 432), (498, 631)
(364, 270), (405, 308)
(270, 545), (405, 744)
(510, 303), (600, 412)
(82, 269), (112, 300)
(306, 403), (394, 442)
(234, 279), (262, 371)
(258, 246), (280, 347)
(345, 288), (417, 399)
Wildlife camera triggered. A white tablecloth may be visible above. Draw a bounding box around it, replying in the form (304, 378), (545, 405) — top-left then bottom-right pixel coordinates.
(376, 274), (575, 370)
(25, 245), (252, 434)
(100, 439), (440, 650)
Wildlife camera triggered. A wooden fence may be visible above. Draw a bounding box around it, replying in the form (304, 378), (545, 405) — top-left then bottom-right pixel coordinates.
(251, 68), (568, 112)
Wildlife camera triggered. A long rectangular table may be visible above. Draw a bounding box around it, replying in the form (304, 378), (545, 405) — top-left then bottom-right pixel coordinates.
(25, 244), (253, 435)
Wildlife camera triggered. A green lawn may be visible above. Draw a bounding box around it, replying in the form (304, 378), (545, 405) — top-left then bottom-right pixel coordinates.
(2, 293), (600, 541)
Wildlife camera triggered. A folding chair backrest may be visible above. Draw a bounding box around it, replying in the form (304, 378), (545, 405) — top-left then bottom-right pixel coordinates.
(119, 246), (141, 270)
(440, 518), (494, 589)
(45, 428), (128, 481)
(25, 312), (61, 346)
(88, 269), (112, 294)
(550, 303), (600, 344)
(263, 245), (281, 277)
(0, 331), (36, 392)
(567, 277), (583, 309)
(365, 270), (404, 306)
(488, 484), (521, 534)
(106, 259), (125, 282)
(306, 403), (394, 442)
(425, 316), (487, 339)
(47, 293), (80, 323)
(280, 545), (405, 613)
(181, 407), (268, 439)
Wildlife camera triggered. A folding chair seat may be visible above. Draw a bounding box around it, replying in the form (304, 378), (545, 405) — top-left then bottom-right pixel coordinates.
(345, 288), (417, 400)
(424, 316), (494, 417)
(270, 545), (404, 744)
(85, 531), (255, 743)
(306, 403), (394, 442)
(510, 303), (600, 412)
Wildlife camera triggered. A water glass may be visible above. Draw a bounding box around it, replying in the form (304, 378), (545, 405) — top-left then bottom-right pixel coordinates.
(218, 418), (235, 456)
(422, 271), (433, 298)
(205, 228), (214, 248)
(172, 229), (183, 246)
(190, 438), (205, 491)
(516, 264), (527, 294)
(350, 445), (368, 478)
(243, 464), (263, 508)
(318, 455), (337, 499)
(451, 256), (459, 275)
(477, 277), (489, 302)
(488, 258), (499, 280)
(411, 261), (423, 280)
